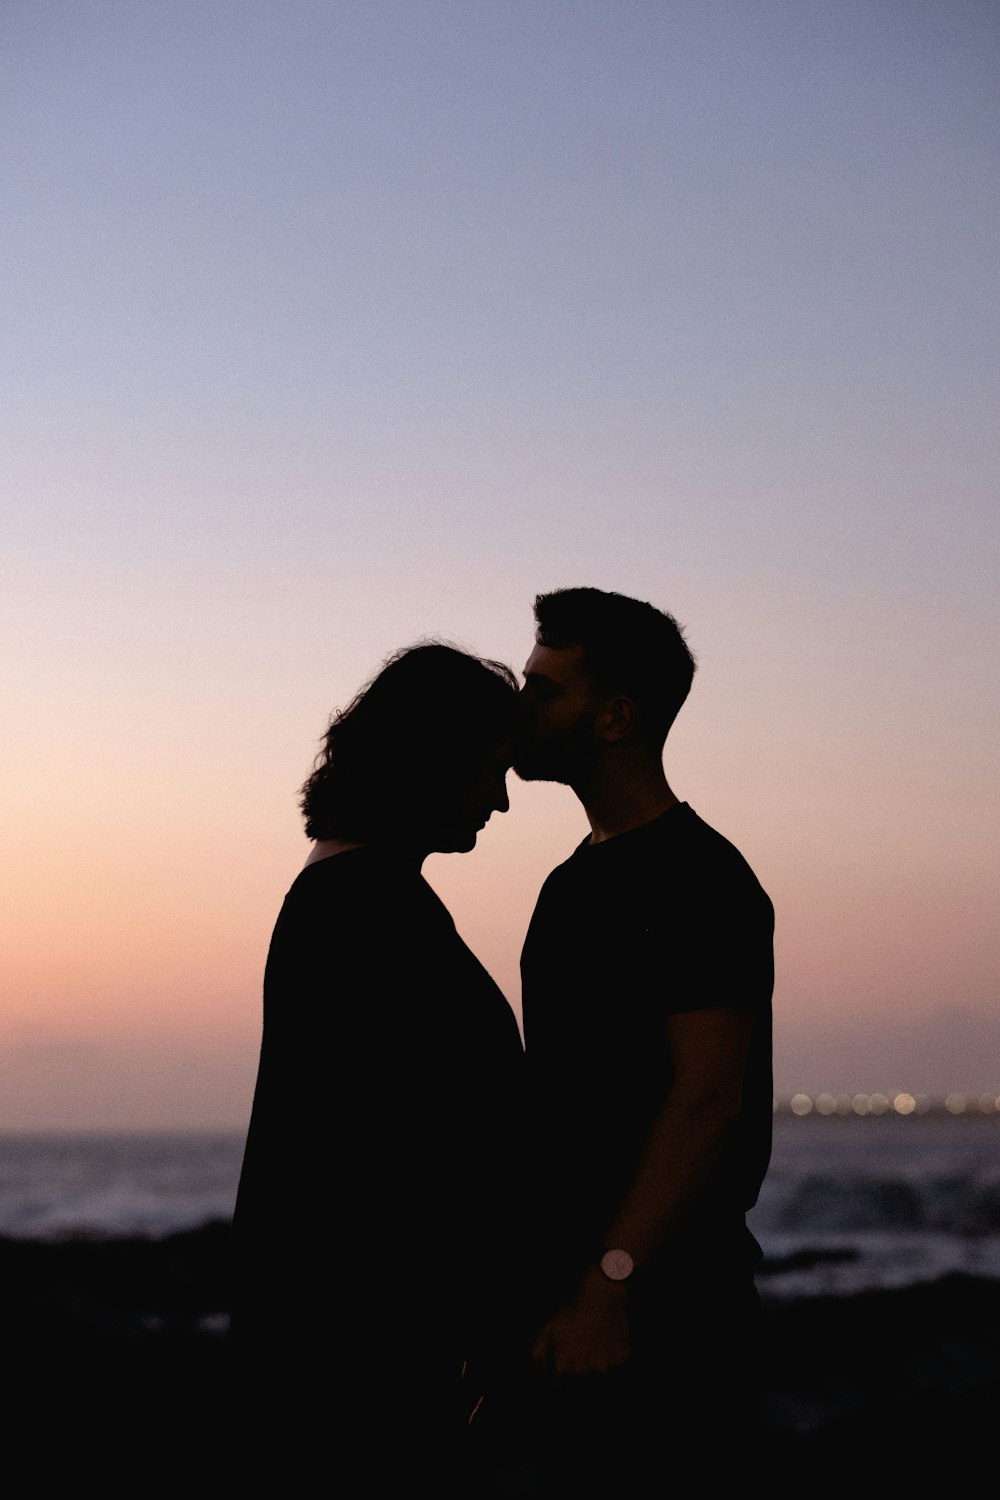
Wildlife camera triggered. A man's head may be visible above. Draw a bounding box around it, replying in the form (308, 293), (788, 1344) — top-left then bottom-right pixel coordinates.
(514, 587), (696, 786)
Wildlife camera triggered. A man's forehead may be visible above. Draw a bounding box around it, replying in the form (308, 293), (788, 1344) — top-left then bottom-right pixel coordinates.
(523, 642), (589, 684)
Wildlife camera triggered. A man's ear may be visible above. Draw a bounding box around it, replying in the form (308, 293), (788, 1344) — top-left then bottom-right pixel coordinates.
(596, 695), (636, 744)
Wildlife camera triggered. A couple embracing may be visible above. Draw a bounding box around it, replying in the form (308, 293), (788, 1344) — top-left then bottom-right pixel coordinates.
(233, 586), (775, 1495)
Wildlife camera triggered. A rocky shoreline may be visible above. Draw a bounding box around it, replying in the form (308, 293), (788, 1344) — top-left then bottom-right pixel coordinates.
(6, 1223), (998, 1482)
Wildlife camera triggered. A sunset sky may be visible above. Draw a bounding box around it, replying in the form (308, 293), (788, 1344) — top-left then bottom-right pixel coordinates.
(4, 1), (998, 1129)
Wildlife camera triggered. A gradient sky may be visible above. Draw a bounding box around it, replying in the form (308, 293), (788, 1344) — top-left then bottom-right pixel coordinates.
(3, 1), (998, 1128)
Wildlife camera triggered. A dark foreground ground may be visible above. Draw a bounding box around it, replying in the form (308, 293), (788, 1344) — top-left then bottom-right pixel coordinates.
(5, 1224), (999, 1488)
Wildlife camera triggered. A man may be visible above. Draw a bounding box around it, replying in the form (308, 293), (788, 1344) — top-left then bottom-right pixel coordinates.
(514, 587), (774, 1492)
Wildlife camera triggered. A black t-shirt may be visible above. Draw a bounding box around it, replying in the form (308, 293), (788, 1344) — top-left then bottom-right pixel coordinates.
(521, 802), (774, 1300)
(233, 847), (526, 1374)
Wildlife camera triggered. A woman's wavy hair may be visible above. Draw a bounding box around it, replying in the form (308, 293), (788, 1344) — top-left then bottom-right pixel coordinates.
(299, 642), (520, 842)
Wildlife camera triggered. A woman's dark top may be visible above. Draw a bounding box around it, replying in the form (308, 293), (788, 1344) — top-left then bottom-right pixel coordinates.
(232, 848), (525, 1464)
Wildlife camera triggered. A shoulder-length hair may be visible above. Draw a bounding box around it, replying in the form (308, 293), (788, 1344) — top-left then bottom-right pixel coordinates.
(299, 642), (520, 842)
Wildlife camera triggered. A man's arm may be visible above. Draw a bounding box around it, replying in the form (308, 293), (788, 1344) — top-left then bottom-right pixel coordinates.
(532, 1004), (753, 1376)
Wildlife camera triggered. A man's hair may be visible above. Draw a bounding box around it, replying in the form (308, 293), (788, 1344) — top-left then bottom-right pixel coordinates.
(300, 642), (519, 842)
(533, 587), (696, 747)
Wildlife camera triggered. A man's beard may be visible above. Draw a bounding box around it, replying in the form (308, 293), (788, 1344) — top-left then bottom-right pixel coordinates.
(513, 721), (596, 788)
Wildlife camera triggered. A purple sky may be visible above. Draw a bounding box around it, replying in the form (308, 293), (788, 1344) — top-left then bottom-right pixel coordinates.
(3, 1), (998, 1127)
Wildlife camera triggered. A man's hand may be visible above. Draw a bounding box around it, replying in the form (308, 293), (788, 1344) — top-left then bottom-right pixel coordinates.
(531, 1267), (631, 1376)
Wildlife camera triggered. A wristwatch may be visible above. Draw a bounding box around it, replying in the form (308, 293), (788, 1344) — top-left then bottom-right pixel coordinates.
(598, 1247), (635, 1282)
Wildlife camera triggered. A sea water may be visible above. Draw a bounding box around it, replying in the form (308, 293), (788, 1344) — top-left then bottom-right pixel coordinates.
(751, 1111), (1000, 1298)
(0, 1131), (244, 1240)
(2, 1115), (998, 1299)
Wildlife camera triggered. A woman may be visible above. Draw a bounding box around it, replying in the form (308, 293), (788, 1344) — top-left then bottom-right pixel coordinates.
(232, 642), (526, 1491)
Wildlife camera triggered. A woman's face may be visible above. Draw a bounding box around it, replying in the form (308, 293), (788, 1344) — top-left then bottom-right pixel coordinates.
(430, 738), (514, 854)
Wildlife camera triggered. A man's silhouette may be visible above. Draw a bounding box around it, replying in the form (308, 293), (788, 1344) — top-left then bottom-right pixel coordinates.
(515, 587), (774, 1492)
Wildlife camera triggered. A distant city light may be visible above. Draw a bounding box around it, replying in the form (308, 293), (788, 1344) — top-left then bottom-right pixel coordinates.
(773, 1090), (1000, 1116)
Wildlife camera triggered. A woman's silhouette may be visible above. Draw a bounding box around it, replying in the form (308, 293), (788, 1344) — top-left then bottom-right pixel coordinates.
(232, 643), (526, 1492)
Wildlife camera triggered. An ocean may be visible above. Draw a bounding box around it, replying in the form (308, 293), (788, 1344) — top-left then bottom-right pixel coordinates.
(2, 1114), (999, 1301)
(752, 1111), (1000, 1298)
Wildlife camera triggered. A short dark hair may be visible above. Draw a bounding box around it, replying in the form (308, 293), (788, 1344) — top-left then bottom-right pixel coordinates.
(533, 587), (696, 746)
(299, 642), (520, 842)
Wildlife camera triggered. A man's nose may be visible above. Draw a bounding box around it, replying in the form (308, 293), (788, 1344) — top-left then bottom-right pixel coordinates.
(494, 780), (510, 814)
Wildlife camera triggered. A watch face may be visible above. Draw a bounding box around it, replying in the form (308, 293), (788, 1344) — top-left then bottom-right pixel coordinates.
(600, 1248), (634, 1282)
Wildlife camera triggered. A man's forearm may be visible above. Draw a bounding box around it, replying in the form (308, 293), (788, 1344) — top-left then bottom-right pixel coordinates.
(599, 1085), (741, 1269)
(596, 1004), (752, 1270)
(534, 1007), (753, 1374)
(531, 1085), (740, 1375)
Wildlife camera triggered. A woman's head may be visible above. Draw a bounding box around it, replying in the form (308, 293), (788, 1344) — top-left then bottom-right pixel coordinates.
(299, 642), (521, 853)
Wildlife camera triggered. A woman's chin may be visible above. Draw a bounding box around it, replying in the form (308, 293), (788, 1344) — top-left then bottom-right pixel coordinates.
(433, 826), (479, 855)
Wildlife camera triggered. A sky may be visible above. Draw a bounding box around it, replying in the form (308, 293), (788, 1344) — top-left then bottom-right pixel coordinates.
(3, 0), (998, 1129)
